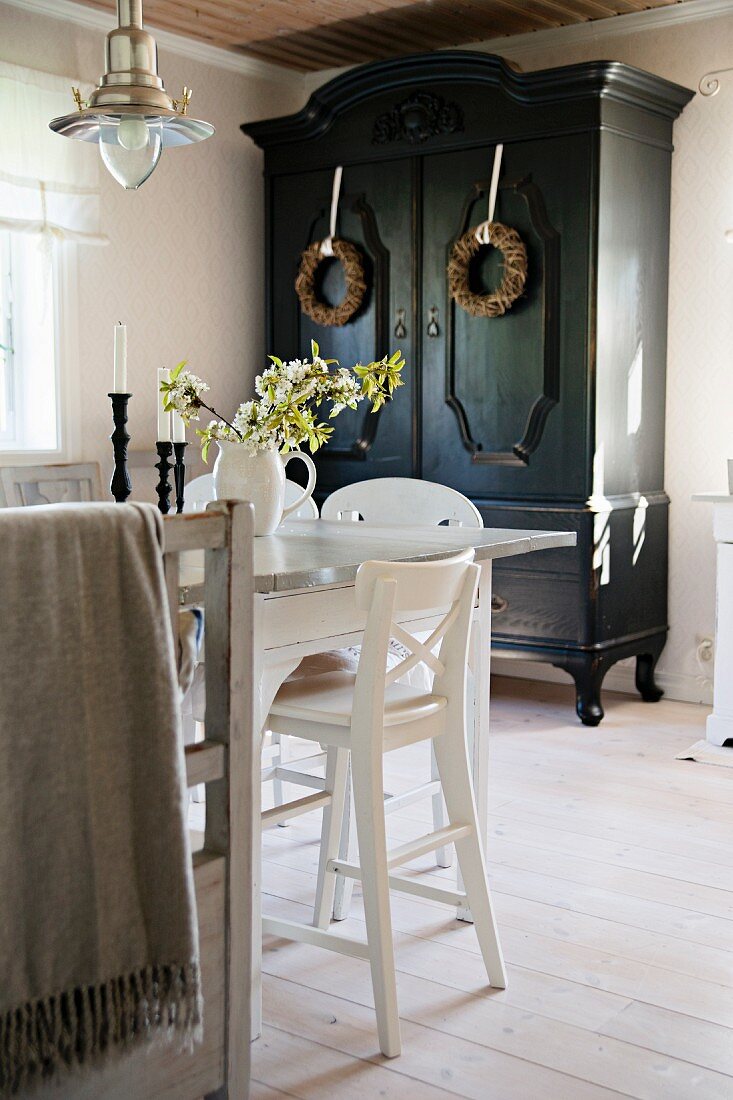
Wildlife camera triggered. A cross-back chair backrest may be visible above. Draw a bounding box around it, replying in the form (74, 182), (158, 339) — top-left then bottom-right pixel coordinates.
(322, 477), (482, 528)
(0, 462), (103, 507)
(354, 550), (479, 718)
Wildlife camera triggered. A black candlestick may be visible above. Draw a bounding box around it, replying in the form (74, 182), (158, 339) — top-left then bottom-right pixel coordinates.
(108, 392), (132, 503)
(173, 441), (188, 515)
(155, 441), (174, 515)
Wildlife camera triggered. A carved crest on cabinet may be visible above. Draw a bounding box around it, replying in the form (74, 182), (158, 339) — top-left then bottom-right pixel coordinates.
(372, 91), (464, 146)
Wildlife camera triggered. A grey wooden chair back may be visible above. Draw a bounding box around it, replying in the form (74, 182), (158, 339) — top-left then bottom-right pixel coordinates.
(59, 501), (254, 1099)
(0, 462), (103, 507)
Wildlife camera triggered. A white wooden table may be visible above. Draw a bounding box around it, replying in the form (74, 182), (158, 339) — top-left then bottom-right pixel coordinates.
(692, 494), (733, 745)
(182, 518), (576, 1038)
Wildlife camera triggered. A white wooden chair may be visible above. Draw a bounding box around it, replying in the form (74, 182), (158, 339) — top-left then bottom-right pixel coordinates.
(0, 462), (103, 507)
(274, 477), (483, 910)
(321, 477), (482, 528)
(263, 549), (506, 1058)
(61, 502), (254, 1099)
(184, 472), (319, 520)
(183, 472), (215, 513)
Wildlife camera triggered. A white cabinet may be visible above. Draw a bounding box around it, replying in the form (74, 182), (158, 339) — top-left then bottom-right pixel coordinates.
(693, 494), (733, 746)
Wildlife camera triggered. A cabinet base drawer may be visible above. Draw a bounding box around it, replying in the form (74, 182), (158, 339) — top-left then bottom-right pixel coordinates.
(490, 567), (582, 645)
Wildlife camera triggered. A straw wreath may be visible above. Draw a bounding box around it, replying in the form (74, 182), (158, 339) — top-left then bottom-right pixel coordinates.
(447, 222), (527, 318)
(295, 239), (366, 327)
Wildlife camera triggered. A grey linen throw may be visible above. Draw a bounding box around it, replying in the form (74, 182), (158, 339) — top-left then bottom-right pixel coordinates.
(0, 502), (201, 1095)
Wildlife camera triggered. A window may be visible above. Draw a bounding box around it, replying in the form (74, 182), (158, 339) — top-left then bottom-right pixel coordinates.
(0, 61), (106, 459)
(0, 230), (59, 453)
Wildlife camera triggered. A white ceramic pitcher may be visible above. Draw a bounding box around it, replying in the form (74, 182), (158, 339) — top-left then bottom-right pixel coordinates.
(213, 441), (316, 535)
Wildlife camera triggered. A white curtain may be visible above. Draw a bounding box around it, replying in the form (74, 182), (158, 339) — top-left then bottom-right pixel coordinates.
(0, 61), (107, 245)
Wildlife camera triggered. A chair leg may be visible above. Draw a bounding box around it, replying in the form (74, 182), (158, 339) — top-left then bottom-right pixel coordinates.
(271, 731), (288, 827)
(314, 747), (349, 929)
(350, 744), (402, 1059)
(431, 742), (453, 868)
(333, 762), (357, 921)
(191, 720), (206, 803)
(432, 727), (507, 989)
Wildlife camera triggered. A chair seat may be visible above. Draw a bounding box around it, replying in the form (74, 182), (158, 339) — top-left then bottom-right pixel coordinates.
(270, 670), (447, 729)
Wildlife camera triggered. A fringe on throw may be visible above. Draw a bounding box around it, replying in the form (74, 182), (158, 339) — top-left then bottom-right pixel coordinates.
(0, 961), (202, 1096)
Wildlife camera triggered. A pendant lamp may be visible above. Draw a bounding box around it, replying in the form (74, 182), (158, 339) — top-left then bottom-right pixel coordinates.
(49, 0), (214, 190)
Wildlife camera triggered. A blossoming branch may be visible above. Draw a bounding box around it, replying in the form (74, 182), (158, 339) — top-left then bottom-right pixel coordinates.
(160, 342), (405, 462)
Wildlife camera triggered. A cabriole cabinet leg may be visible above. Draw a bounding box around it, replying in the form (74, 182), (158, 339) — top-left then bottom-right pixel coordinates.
(557, 654), (614, 727)
(635, 634), (666, 703)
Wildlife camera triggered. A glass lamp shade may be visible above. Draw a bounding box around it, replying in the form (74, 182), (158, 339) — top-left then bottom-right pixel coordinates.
(50, 107), (215, 189)
(47, 0), (214, 189)
(99, 115), (162, 189)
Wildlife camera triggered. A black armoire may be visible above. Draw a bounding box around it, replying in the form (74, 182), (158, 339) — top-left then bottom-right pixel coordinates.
(242, 52), (693, 725)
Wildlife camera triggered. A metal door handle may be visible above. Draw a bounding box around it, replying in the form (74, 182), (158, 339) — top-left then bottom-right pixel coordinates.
(394, 307), (406, 339)
(427, 306), (440, 337)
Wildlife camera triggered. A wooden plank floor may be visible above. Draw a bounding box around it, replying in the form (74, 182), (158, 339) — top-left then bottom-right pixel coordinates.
(253, 677), (733, 1100)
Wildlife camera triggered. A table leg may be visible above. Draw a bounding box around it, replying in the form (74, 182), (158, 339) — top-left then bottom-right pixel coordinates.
(457, 559), (492, 922)
(251, 598), (304, 1040)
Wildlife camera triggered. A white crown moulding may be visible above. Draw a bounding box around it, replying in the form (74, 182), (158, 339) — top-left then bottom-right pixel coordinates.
(10, 0), (733, 93)
(1, 0), (305, 85)
(472, 0), (733, 61)
(302, 0), (733, 94)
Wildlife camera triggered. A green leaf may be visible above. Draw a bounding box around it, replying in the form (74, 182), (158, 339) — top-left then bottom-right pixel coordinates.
(171, 359), (187, 380)
(311, 339), (320, 359)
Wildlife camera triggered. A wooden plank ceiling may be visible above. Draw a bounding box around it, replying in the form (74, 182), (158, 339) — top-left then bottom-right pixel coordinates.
(77, 1), (684, 72)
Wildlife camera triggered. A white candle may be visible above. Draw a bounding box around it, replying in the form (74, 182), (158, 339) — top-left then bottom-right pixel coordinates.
(172, 409), (186, 443)
(113, 322), (127, 392)
(157, 368), (171, 442)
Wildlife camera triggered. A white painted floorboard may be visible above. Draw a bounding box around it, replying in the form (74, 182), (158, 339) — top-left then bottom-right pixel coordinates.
(253, 677), (733, 1099)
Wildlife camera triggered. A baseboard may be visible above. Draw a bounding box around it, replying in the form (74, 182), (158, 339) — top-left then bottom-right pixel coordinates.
(491, 654), (713, 706)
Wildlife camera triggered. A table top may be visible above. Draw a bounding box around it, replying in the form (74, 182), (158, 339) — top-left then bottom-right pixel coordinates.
(692, 493), (733, 504)
(180, 520), (575, 595)
(251, 520), (576, 594)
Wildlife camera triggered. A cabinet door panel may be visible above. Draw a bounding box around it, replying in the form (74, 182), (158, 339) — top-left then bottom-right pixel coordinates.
(270, 160), (414, 493)
(420, 135), (592, 501)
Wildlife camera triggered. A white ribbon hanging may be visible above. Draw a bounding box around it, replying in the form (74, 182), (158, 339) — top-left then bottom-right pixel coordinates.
(475, 143), (503, 246)
(320, 165), (343, 257)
